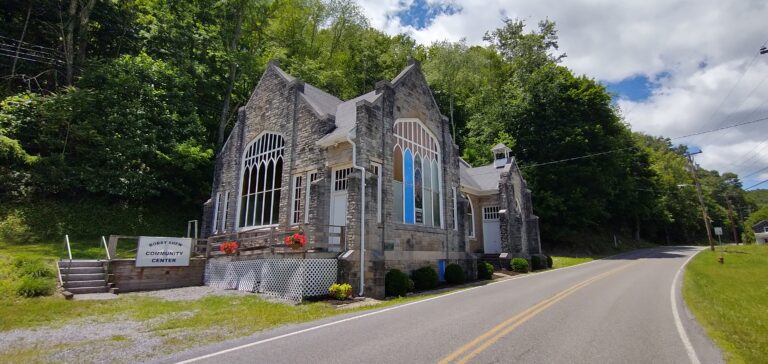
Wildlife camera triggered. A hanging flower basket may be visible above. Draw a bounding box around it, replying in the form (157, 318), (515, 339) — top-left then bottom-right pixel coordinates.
(284, 232), (307, 250)
(219, 241), (239, 255)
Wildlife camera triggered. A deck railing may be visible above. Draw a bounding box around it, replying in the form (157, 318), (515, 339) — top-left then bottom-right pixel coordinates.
(202, 224), (347, 257)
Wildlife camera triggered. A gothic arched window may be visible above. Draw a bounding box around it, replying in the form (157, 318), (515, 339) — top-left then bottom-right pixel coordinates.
(239, 132), (284, 228)
(393, 119), (442, 227)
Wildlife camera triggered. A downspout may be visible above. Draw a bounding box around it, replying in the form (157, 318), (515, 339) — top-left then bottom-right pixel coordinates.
(347, 128), (366, 297)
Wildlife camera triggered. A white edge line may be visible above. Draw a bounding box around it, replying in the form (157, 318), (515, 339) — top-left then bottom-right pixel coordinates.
(670, 247), (703, 364)
(176, 247), (658, 363)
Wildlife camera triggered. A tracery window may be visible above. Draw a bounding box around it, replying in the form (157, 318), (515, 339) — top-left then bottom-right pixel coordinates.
(392, 119), (442, 227)
(464, 194), (475, 237)
(239, 133), (284, 228)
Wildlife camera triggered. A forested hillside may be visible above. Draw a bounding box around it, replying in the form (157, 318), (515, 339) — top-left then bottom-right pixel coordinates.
(0, 0), (759, 251)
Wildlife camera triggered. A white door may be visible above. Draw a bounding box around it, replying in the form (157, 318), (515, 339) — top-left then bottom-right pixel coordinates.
(329, 168), (351, 249)
(482, 206), (502, 254)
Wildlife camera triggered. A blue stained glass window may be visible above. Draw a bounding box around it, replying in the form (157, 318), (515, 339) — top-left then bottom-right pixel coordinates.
(404, 149), (414, 224)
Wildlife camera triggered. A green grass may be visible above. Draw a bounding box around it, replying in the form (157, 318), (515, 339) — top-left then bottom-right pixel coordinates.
(551, 256), (594, 269)
(683, 245), (768, 364)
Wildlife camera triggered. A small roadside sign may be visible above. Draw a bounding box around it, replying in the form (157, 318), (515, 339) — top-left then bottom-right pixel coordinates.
(714, 227), (723, 236)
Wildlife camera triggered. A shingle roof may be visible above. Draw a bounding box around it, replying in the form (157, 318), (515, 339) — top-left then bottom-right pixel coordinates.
(316, 91), (381, 145)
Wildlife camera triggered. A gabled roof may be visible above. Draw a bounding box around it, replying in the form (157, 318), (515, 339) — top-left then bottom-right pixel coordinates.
(316, 91), (381, 146)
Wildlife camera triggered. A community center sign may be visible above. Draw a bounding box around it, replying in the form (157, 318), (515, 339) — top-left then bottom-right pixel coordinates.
(136, 236), (192, 267)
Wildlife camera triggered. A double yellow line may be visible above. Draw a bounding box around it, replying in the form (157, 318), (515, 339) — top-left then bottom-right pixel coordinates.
(438, 261), (639, 364)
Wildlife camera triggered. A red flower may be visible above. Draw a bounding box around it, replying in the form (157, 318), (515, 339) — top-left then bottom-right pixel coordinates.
(284, 233), (307, 247)
(219, 241), (239, 254)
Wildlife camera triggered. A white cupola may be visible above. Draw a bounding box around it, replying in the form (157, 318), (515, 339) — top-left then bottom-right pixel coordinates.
(491, 143), (511, 168)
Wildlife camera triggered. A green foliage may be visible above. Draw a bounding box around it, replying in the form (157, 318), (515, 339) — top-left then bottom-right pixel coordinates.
(510, 258), (530, 273)
(16, 260), (55, 279)
(444, 263), (465, 285)
(477, 261), (494, 280)
(411, 266), (439, 290)
(531, 255), (547, 270)
(328, 283), (352, 300)
(746, 190), (768, 209)
(744, 206), (768, 244)
(16, 276), (56, 298)
(385, 269), (412, 297)
(0, 197), (196, 248)
(546, 255), (553, 269)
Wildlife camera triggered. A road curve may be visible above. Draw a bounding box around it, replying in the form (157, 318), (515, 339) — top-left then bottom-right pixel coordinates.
(158, 247), (723, 364)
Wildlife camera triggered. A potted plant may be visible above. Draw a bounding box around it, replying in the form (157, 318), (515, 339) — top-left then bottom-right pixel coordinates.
(219, 241), (239, 255)
(283, 232), (307, 250)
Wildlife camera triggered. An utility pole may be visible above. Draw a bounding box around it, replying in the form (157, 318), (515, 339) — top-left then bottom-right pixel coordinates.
(686, 151), (715, 251)
(725, 194), (740, 244)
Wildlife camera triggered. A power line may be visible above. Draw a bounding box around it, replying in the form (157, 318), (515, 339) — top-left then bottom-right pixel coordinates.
(744, 177), (768, 190)
(521, 115), (768, 169)
(741, 164), (768, 179)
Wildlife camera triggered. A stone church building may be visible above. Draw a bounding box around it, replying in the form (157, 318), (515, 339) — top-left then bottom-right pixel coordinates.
(202, 60), (541, 298)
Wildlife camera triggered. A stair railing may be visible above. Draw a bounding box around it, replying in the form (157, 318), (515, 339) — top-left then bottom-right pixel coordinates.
(62, 234), (73, 287)
(101, 236), (111, 260)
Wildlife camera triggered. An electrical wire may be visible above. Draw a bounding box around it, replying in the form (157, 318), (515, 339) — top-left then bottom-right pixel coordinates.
(744, 177), (768, 190)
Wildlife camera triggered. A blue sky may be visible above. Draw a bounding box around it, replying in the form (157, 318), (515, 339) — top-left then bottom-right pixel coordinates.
(360, 0), (768, 189)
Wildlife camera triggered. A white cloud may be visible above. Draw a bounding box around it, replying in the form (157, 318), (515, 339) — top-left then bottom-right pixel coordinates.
(356, 0), (768, 187)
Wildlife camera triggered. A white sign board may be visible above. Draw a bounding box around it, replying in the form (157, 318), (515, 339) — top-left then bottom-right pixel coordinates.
(136, 236), (192, 267)
(713, 227), (723, 236)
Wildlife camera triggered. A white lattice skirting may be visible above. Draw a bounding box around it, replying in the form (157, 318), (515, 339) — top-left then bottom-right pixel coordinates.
(204, 258), (338, 302)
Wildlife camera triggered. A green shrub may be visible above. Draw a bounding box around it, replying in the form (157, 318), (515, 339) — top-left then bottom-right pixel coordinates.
(328, 283), (353, 300)
(16, 276), (55, 297)
(531, 255), (542, 270)
(510, 257), (530, 273)
(385, 269), (413, 297)
(444, 263), (465, 285)
(477, 261), (494, 280)
(0, 212), (34, 245)
(17, 260), (55, 278)
(411, 266), (439, 290)
(546, 255), (553, 269)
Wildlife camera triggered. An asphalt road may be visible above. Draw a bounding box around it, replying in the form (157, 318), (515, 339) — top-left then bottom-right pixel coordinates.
(161, 247), (723, 364)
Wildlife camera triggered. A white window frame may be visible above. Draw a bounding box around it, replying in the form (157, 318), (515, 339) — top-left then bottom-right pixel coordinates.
(304, 171), (319, 224)
(221, 191), (229, 232)
(393, 118), (443, 228)
(452, 187), (457, 230)
(290, 175), (304, 225)
(371, 163), (382, 223)
(466, 195), (475, 238)
(235, 131), (285, 230)
(212, 192), (221, 234)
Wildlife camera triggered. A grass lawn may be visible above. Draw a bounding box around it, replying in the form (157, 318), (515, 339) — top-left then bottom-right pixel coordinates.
(551, 256), (594, 269)
(683, 245), (768, 364)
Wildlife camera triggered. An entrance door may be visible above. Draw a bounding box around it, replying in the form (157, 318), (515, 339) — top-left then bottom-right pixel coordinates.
(329, 168), (352, 249)
(482, 206), (502, 254)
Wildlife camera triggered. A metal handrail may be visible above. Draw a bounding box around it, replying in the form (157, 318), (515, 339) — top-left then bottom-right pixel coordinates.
(101, 236), (111, 260)
(62, 235), (73, 287)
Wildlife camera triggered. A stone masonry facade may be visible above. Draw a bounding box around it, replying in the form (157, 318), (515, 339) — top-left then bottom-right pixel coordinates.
(202, 60), (540, 298)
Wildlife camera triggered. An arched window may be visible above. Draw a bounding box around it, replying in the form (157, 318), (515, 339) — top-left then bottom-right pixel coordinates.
(393, 146), (404, 222)
(393, 119), (442, 227)
(464, 194), (475, 237)
(239, 133), (284, 228)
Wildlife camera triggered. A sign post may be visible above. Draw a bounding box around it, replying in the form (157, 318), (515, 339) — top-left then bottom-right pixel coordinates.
(713, 227), (724, 264)
(136, 236), (192, 267)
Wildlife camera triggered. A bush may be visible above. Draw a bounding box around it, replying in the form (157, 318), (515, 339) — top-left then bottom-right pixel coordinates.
(16, 276), (56, 297)
(0, 212), (35, 245)
(411, 266), (439, 290)
(17, 260), (55, 278)
(328, 283), (353, 300)
(510, 257), (530, 273)
(385, 269), (413, 297)
(477, 261), (494, 280)
(531, 255), (542, 270)
(444, 263), (465, 285)
(546, 255), (554, 269)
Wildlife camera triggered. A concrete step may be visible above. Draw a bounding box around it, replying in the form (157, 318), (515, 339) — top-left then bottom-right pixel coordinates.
(67, 286), (109, 294)
(58, 260), (104, 268)
(64, 279), (106, 288)
(59, 266), (104, 275)
(61, 273), (106, 281)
